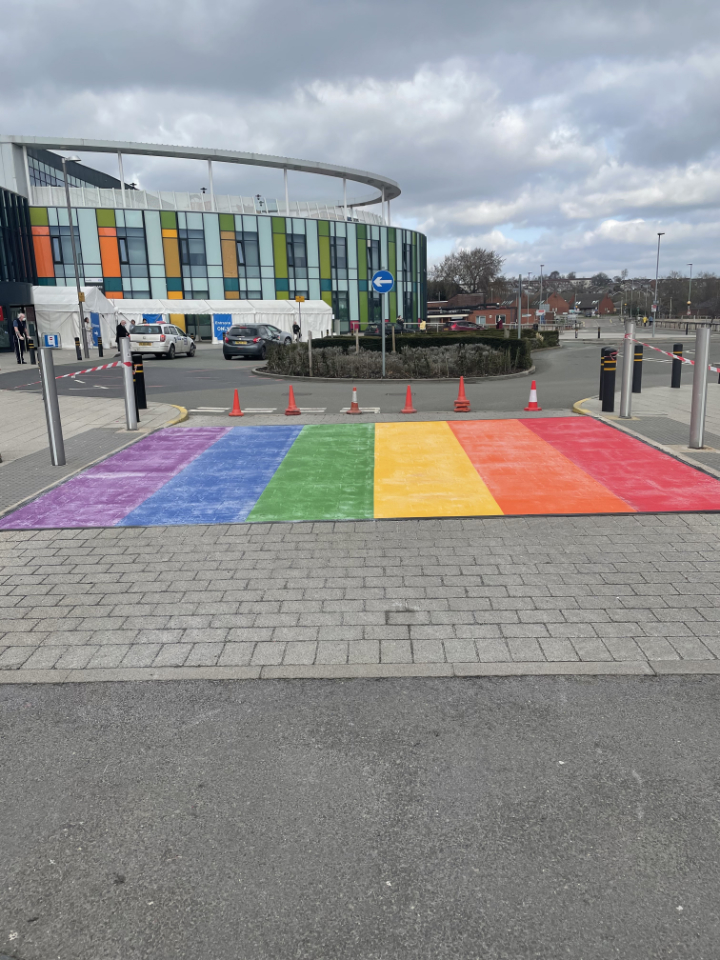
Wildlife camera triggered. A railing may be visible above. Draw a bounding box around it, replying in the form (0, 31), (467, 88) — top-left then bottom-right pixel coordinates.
(31, 185), (385, 224)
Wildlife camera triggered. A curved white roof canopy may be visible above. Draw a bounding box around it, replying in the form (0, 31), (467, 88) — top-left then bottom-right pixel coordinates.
(3, 135), (400, 207)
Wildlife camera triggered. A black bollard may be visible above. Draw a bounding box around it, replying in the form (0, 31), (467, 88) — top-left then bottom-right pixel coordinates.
(97, 335), (104, 359)
(132, 352), (147, 411)
(599, 346), (612, 401)
(74, 336), (82, 361)
(28, 337), (36, 365)
(601, 348), (617, 412)
(632, 343), (643, 393)
(671, 343), (683, 389)
(598, 326), (601, 339)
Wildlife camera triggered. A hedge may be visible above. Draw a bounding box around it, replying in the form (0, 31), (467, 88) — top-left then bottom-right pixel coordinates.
(315, 334), (533, 370)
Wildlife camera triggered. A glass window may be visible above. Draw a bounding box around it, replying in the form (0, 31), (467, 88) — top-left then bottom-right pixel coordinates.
(287, 234), (307, 269)
(332, 291), (349, 323)
(132, 325), (162, 335)
(236, 240), (245, 265)
(367, 239), (380, 275)
(180, 237), (206, 266)
(52, 237), (63, 264)
(403, 242), (413, 273)
(331, 236), (347, 270)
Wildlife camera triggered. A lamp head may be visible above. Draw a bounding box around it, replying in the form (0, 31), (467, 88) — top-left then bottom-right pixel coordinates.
(63, 155), (82, 164)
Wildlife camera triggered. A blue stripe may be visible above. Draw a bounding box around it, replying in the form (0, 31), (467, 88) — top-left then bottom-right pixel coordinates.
(118, 425), (303, 526)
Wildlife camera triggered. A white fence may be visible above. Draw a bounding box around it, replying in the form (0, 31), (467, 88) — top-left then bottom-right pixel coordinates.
(31, 186), (385, 224)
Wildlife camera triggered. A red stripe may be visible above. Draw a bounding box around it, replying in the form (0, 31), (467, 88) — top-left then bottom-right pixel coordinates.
(527, 417), (720, 512)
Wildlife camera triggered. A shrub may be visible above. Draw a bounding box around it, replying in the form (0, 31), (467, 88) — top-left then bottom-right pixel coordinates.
(266, 343), (516, 378)
(314, 333), (533, 371)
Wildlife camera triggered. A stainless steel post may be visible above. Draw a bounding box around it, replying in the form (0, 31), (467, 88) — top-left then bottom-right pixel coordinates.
(689, 325), (711, 449)
(381, 318), (386, 377)
(38, 348), (66, 466)
(308, 334), (313, 377)
(619, 320), (635, 418)
(120, 339), (138, 430)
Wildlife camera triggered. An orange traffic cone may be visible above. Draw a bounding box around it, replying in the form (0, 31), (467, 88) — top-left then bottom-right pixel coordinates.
(524, 380), (542, 411)
(401, 385), (416, 414)
(285, 385), (301, 416)
(347, 386), (362, 415)
(228, 389), (244, 417)
(454, 376), (471, 412)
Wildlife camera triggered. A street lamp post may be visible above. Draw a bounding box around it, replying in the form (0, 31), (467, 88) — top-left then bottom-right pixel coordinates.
(61, 155), (89, 359)
(539, 265), (544, 322)
(653, 232), (664, 338)
(688, 264), (693, 317)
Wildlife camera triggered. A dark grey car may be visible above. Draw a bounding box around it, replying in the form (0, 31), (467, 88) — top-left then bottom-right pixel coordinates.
(222, 324), (292, 360)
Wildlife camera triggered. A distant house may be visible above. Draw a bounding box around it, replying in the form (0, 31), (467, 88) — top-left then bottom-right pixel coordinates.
(445, 294), (500, 311)
(573, 294), (615, 316)
(533, 291), (570, 315)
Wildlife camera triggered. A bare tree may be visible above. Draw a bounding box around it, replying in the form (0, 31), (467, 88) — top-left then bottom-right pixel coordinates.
(431, 247), (505, 299)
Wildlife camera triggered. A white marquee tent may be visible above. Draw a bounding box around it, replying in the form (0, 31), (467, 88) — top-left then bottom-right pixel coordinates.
(31, 286), (118, 349)
(114, 298), (334, 343)
(30, 290), (334, 348)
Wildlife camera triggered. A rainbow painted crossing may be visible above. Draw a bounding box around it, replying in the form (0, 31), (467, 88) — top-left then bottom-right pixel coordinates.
(4, 417), (720, 529)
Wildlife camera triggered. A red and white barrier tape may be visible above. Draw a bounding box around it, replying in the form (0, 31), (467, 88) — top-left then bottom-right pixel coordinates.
(58, 360), (132, 381)
(624, 334), (720, 374)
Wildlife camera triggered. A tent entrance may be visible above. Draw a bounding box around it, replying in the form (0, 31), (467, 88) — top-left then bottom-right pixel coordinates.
(185, 314), (213, 341)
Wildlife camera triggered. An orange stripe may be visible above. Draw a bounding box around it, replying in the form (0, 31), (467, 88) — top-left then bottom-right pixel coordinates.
(99, 236), (120, 276)
(32, 234), (55, 278)
(449, 420), (635, 515)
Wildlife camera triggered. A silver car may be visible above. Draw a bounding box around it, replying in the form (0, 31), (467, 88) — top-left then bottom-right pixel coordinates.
(129, 323), (196, 359)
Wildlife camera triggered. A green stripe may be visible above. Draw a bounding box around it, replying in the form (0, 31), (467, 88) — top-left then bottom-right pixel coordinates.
(248, 424), (375, 522)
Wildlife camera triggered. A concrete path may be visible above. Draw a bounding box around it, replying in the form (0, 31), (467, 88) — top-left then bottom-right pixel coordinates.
(0, 388), (182, 463)
(2, 512), (719, 682)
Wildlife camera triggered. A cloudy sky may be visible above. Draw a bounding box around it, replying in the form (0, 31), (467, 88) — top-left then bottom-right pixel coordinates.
(2, 0), (719, 277)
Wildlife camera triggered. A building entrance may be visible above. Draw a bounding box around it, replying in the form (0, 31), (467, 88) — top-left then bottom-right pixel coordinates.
(184, 314), (213, 341)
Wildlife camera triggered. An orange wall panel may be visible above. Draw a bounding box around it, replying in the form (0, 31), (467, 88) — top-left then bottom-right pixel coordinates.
(99, 236), (121, 276)
(105, 292), (124, 299)
(167, 291), (183, 300)
(163, 237), (181, 277)
(221, 238), (238, 278)
(32, 234), (55, 278)
(98, 227), (117, 237)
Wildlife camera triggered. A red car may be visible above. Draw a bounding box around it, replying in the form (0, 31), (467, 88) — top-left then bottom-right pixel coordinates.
(444, 320), (480, 332)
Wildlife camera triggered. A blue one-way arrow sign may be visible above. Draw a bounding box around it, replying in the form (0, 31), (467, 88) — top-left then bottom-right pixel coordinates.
(371, 269), (395, 293)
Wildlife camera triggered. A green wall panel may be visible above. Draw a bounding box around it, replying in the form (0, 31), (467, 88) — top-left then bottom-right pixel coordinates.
(272, 233), (288, 276)
(29, 207), (48, 226)
(96, 209), (116, 228)
(359, 290), (368, 327)
(160, 211), (177, 230)
(319, 234), (331, 279)
(219, 213), (234, 232)
(272, 217), (285, 234)
(357, 238), (367, 280)
(317, 220), (329, 236)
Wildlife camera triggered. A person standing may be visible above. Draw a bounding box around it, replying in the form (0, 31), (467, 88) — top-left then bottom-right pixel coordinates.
(396, 315), (404, 335)
(292, 320), (301, 342)
(115, 319), (129, 356)
(419, 318), (427, 333)
(13, 310), (27, 364)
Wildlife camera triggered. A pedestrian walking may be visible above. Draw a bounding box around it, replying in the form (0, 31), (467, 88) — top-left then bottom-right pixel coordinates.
(292, 320), (301, 342)
(396, 315), (404, 335)
(419, 318), (427, 333)
(13, 310), (27, 364)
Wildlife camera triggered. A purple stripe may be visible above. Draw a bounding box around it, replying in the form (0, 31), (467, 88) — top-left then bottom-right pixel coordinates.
(0, 428), (229, 529)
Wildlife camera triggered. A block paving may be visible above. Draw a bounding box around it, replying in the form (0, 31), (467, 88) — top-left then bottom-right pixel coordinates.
(2, 512), (720, 679)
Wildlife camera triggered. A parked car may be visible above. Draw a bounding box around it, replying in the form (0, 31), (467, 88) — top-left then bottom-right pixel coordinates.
(364, 322), (402, 336)
(223, 323), (293, 360)
(444, 320), (480, 332)
(129, 323), (196, 358)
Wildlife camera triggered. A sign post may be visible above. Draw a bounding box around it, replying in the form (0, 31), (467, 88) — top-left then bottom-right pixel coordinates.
(371, 271), (394, 378)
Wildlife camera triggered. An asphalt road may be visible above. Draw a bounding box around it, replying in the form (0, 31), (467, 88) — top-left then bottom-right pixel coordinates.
(2, 677), (720, 960)
(0, 333), (702, 414)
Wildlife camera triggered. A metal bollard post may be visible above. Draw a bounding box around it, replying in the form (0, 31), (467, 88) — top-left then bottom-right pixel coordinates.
(28, 336), (36, 365)
(74, 336), (82, 361)
(132, 351), (147, 412)
(38, 348), (66, 466)
(120, 339), (138, 431)
(307, 334), (313, 377)
(601, 348), (617, 412)
(97, 335), (104, 359)
(355, 330), (360, 354)
(391, 325), (396, 354)
(671, 343), (683, 388)
(685, 322), (689, 335)
(598, 326), (601, 339)
(619, 320), (635, 418)
(632, 343), (643, 393)
(689, 326), (711, 449)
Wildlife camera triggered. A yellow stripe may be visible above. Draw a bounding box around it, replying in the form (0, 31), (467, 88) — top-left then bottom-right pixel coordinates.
(374, 422), (504, 519)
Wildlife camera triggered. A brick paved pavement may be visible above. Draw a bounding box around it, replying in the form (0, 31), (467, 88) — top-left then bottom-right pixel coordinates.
(1, 512), (719, 681)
